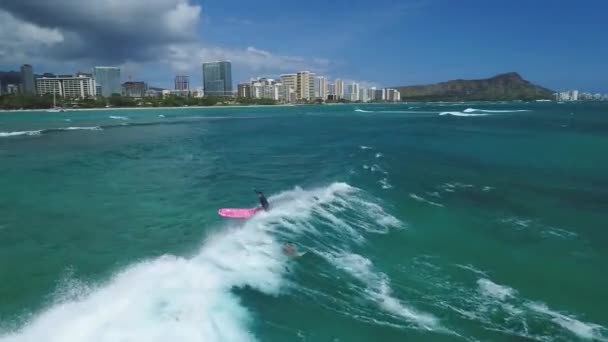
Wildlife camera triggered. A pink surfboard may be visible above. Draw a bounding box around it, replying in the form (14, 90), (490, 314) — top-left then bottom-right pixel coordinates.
(218, 207), (261, 219)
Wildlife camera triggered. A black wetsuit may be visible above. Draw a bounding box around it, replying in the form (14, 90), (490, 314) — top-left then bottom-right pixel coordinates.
(259, 195), (269, 211)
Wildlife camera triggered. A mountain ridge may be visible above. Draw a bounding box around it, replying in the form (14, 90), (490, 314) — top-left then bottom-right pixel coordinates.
(396, 72), (554, 101)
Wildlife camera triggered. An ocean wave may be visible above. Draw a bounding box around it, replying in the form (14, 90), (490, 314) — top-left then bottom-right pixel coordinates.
(439, 112), (490, 117)
(109, 115), (129, 120)
(527, 302), (608, 341)
(60, 126), (102, 131)
(409, 193), (444, 207)
(500, 216), (577, 239)
(477, 278), (516, 301)
(464, 108), (529, 113)
(0, 130), (42, 138)
(324, 252), (440, 330)
(359, 145), (373, 150)
(454, 264), (488, 277)
(354, 109), (373, 113)
(2, 183), (404, 342)
(375, 152), (383, 159)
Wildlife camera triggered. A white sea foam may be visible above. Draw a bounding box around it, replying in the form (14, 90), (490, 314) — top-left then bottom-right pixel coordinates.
(354, 109), (373, 113)
(2, 183), (389, 342)
(439, 112), (490, 117)
(454, 264), (488, 277)
(109, 115), (129, 120)
(464, 108), (529, 113)
(527, 302), (608, 341)
(477, 278), (515, 301)
(158, 115), (165, 118)
(370, 164), (387, 174)
(359, 145), (373, 150)
(379, 178), (393, 190)
(409, 194), (444, 207)
(0, 130), (42, 137)
(61, 126), (102, 131)
(325, 252), (440, 330)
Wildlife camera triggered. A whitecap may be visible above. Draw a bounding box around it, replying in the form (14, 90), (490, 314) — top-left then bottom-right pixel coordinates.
(61, 127), (102, 131)
(409, 194), (444, 207)
(379, 178), (393, 190)
(359, 145), (373, 150)
(324, 252), (440, 330)
(527, 302), (608, 341)
(477, 278), (516, 301)
(464, 108), (529, 113)
(109, 115), (129, 120)
(439, 112), (490, 117)
(0, 130), (42, 137)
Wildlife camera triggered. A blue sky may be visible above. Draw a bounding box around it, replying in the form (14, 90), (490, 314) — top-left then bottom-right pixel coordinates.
(1, 0), (607, 92)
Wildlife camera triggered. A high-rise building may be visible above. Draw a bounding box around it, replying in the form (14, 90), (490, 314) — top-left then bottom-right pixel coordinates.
(359, 87), (369, 103)
(122, 81), (148, 98)
(36, 75), (96, 98)
(327, 83), (336, 97)
(7, 84), (19, 94)
(348, 83), (360, 101)
(570, 90), (579, 101)
(316, 76), (327, 99)
(93, 66), (121, 97)
(367, 87), (377, 102)
(335, 79), (344, 99)
(202, 61), (233, 97)
(296, 71), (315, 101)
(280, 74), (297, 103)
(381, 88), (401, 102)
(238, 83), (252, 98)
(20, 64), (35, 94)
(174, 75), (190, 91)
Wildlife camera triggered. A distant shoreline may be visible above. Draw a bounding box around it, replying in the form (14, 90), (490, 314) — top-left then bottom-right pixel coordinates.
(0, 104), (299, 114)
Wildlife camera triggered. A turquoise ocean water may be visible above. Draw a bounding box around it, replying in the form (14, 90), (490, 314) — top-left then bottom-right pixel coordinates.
(0, 102), (607, 341)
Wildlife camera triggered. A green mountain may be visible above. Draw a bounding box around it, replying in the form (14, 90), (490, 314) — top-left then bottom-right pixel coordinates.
(396, 72), (554, 101)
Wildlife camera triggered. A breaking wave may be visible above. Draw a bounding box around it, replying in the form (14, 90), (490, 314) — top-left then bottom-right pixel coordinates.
(0, 183), (415, 342)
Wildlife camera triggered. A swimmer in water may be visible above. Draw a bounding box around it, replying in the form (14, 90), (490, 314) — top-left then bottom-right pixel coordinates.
(283, 242), (296, 256)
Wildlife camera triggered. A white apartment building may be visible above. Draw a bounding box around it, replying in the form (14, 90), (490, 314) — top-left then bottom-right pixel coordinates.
(296, 71), (315, 101)
(36, 75), (96, 98)
(349, 83), (360, 101)
(335, 79), (344, 99)
(316, 76), (327, 99)
(280, 74), (297, 103)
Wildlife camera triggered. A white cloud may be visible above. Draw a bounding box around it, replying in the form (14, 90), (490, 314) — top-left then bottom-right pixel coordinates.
(0, 0), (333, 83)
(163, 43), (330, 78)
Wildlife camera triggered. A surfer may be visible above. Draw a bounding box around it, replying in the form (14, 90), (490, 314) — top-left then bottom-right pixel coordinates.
(256, 190), (269, 211)
(283, 242), (296, 256)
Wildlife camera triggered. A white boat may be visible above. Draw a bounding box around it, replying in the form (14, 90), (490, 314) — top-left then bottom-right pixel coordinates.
(46, 86), (65, 112)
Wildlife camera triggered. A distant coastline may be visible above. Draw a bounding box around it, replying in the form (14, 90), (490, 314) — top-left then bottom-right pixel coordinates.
(0, 103), (299, 114)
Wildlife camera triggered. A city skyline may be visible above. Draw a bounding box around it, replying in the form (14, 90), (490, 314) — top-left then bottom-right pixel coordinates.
(1, 61), (606, 102)
(0, 1), (606, 93)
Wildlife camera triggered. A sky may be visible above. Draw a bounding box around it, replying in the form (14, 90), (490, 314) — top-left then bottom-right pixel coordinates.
(0, 0), (606, 92)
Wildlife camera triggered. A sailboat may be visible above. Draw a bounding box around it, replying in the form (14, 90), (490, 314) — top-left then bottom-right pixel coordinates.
(47, 85), (64, 112)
